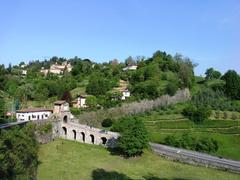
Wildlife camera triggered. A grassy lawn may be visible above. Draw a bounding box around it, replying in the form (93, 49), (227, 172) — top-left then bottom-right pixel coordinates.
(37, 139), (240, 180)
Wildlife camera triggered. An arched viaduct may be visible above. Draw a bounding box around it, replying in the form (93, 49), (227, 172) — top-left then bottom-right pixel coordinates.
(52, 112), (119, 148)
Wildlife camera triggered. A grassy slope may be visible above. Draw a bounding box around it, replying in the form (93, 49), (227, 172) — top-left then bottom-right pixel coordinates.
(37, 139), (240, 180)
(136, 109), (240, 160)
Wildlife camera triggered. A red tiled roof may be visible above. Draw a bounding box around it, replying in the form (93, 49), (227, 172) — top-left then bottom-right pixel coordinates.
(16, 108), (53, 113)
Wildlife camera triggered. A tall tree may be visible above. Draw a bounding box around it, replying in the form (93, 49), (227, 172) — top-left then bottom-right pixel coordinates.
(117, 118), (149, 157)
(221, 70), (240, 99)
(205, 68), (221, 80)
(0, 96), (5, 123)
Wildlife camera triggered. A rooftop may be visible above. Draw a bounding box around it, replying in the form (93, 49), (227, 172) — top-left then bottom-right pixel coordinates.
(16, 108), (53, 113)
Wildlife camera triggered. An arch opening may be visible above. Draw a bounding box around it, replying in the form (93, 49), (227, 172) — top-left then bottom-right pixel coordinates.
(81, 132), (85, 142)
(101, 137), (107, 145)
(62, 127), (67, 137)
(63, 115), (68, 123)
(90, 134), (94, 144)
(72, 130), (76, 140)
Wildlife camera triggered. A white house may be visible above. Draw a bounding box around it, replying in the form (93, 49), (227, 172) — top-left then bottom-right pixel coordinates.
(121, 89), (131, 100)
(21, 70), (27, 76)
(123, 65), (138, 71)
(72, 95), (87, 108)
(16, 108), (53, 122)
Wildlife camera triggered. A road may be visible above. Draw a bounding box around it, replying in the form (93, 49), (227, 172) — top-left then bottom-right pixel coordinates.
(150, 142), (240, 173)
(0, 121), (28, 129)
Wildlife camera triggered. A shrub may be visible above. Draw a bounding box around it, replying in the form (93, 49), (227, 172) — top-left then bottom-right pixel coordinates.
(101, 118), (113, 128)
(231, 113), (238, 120)
(166, 82), (178, 96)
(223, 111), (228, 119)
(214, 110), (220, 119)
(164, 133), (218, 153)
(182, 104), (211, 123)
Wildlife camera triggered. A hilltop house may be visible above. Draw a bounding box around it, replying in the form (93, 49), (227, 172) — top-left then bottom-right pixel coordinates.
(40, 61), (72, 75)
(121, 89), (131, 100)
(123, 65), (138, 71)
(21, 70), (27, 76)
(72, 95), (87, 108)
(16, 108), (53, 122)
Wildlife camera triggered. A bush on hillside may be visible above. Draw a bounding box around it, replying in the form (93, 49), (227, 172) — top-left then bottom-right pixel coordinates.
(164, 132), (218, 153)
(101, 118), (113, 128)
(165, 82), (178, 96)
(182, 104), (211, 123)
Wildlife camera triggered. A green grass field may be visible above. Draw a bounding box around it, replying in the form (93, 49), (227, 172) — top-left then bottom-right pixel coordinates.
(134, 109), (240, 160)
(37, 139), (240, 180)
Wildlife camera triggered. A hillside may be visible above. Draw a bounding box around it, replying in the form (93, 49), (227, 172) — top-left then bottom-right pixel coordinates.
(37, 139), (240, 180)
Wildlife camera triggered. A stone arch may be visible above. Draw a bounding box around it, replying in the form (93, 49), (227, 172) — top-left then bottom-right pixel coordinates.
(62, 127), (67, 138)
(101, 137), (107, 145)
(81, 132), (85, 142)
(63, 115), (68, 123)
(72, 130), (76, 140)
(90, 134), (94, 144)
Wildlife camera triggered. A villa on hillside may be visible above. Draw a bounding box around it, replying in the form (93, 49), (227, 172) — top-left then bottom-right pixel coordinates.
(40, 61), (72, 75)
(121, 89), (131, 100)
(16, 108), (53, 122)
(72, 95), (87, 108)
(123, 65), (138, 71)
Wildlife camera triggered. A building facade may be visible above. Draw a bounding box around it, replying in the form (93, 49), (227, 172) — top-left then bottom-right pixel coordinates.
(16, 108), (53, 122)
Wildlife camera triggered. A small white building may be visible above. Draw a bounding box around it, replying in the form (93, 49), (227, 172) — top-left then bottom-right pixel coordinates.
(72, 96), (87, 108)
(123, 65), (138, 71)
(21, 70), (27, 76)
(121, 89), (131, 100)
(16, 108), (53, 122)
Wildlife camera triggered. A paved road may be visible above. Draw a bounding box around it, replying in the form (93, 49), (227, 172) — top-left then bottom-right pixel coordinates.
(0, 121), (28, 129)
(150, 142), (240, 173)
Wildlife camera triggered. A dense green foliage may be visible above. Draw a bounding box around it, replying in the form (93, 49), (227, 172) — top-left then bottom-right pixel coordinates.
(221, 70), (240, 100)
(0, 124), (39, 179)
(164, 132), (218, 153)
(101, 118), (113, 128)
(0, 96), (5, 123)
(112, 117), (149, 157)
(205, 68), (221, 80)
(182, 104), (211, 123)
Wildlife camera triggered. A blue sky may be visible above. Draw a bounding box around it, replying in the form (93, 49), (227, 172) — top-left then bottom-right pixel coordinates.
(0, 0), (239, 75)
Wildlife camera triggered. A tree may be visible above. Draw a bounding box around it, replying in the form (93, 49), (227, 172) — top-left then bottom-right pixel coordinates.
(125, 56), (135, 66)
(0, 124), (39, 179)
(221, 70), (240, 99)
(61, 91), (72, 105)
(177, 59), (195, 88)
(0, 96), (5, 123)
(182, 104), (211, 123)
(116, 118), (149, 157)
(166, 82), (178, 96)
(86, 96), (97, 108)
(86, 73), (111, 96)
(205, 68), (221, 80)
(101, 118), (113, 127)
(15, 99), (20, 111)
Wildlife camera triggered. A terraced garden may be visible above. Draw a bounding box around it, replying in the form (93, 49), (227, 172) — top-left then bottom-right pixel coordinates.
(133, 105), (240, 160)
